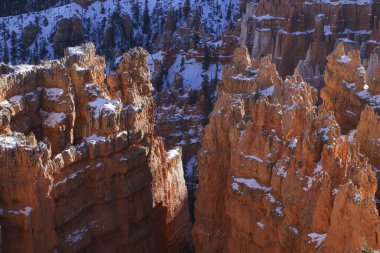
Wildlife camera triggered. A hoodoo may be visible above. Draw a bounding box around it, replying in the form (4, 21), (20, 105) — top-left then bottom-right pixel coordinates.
(0, 43), (192, 253)
(2, 0), (380, 252)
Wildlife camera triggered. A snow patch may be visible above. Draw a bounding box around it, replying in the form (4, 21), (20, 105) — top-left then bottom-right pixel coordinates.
(233, 177), (272, 192)
(260, 85), (275, 96)
(88, 98), (120, 118)
(308, 232), (327, 248)
(8, 207), (33, 216)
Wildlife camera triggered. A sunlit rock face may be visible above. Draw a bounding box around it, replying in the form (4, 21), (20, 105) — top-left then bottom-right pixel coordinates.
(193, 45), (380, 253)
(321, 43), (380, 133)
(0, 43), (192, 253)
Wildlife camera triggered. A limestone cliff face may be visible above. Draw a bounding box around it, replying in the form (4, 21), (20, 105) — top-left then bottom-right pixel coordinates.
(0, 43), (192, 253)
(193, 46), (380, 253)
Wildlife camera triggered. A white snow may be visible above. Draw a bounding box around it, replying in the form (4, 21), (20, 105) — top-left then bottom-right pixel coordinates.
(66, 226), (88, 244)
(281, 29), (315, 36)
(164, 54), (222, 90)
(231, 182), (240, 192)
(340, 129), (357, 142)
(324, 25), (332, 35)
(88, 98), (120, 118)
(0, 135), (24, 148)
(337, 55), (351, 64)
(276, 166), (287, 178)
(265, 193), (277, 203)
(8, 65), (35, 75)
(231, 73), (255, 81)
(275, 206), (283, 216)
(254, 14), (284, 21)
(305, 0), (372, 6)
(167, 148), (180, 161)
(353, 191), (362, 203)
(303, 160), (327, 191)
(42, 111), (66, 128)
(233, 177), (272, 192)
(85, 134), (107, 144)
(66, 46), (85, 56)
(8, 207), (33, 216)
(289, 137), (298, 149)
(8, 95), (23, 104)
(242, 153), (263, 163)
(260, 85), (275, 96)
(308, 232), (327, 248)
(289, 226), (299, 234)
(45, 88), (64, 100)
(54, 170), (84, 186)
(185, 156), (197, 178)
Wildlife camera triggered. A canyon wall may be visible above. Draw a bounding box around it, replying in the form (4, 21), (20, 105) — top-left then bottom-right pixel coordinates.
(0, 43), (192, 253)
(240, 0), (380, 88)
(193, 45), (380, 252)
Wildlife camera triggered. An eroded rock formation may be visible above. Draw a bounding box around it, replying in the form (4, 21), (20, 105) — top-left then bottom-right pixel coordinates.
(321, 43), (380, 133)
(193, 45), (380, 253)
(0, 43), (192, 253)
(240, 0), (380, 88)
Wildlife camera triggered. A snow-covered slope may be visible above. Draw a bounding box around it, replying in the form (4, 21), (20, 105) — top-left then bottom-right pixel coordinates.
(0, 0), (240, 65)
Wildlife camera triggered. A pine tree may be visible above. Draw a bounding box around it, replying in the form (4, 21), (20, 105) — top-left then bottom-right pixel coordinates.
(180, 56), (185, 72)
(132, 0), (140, 27)
(201, 73), (212, 114)
(183, 0), (191, 19)
(193, 33), (200, 49)
(142, 0), (150, 34)
(0, 42), (3, 62)
(100, 3), (105, 14)
(3, 41), (9, 63)
(226, 1), (232, 20)
(202, 44), (210, 71)
(33, 40), (40, 64)
(40, 38), (48, 59)
(10, 31), (17, 63)
(42, 17), (48, 27)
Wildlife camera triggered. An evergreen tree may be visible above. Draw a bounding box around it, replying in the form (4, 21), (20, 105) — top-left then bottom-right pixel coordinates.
(10, 31), (17, 63)
(40, 38), (48, 59)
(142, 0), (150, 34)
(0, 42), (3, 62)
(100, 3), (105, 14)
(193, 33), (200, 49)
(42, 17), (48, 27)
(183, 0), (191, 19)
(132, 0), (140, 27)
(202, 44), (210, 71)
(226, 1), (232, 20)
(180, 56), (185, 72)
(3, 41), (9, 63)
(33, 41), (40, 64)
(201, 73), (212, 115)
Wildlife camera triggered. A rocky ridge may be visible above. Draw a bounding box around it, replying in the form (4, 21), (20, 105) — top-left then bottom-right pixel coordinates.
(0, 43), (192, 253)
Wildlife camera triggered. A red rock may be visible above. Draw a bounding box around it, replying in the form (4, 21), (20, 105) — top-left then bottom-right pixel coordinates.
(193, 45), (380, 253)
(0, 43), (192, 253)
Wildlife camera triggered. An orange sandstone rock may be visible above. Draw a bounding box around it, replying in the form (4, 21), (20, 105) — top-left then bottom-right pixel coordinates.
(0, 43), (192, 253)
(193, 46), (380, 253)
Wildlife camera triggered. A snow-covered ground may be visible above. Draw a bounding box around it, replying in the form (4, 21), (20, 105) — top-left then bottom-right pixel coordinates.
(148, 51), (223, 90)
(0, 0), (239, 64)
